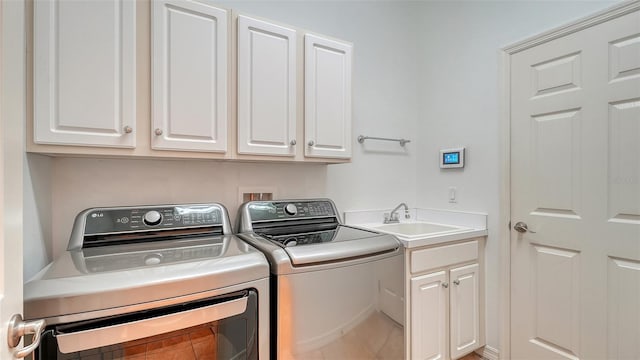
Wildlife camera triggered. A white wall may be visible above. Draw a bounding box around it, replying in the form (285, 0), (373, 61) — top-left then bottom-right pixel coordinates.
(48, 158), (328, 259)
(414, 0), (617, 351)
(23, 154), (52, 280)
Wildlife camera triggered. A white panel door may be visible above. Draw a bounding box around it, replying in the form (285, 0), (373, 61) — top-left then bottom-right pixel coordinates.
(449, 263), (480, 359)
(237, 15), (296, 156)
(510, 9), (640, 360)
(33, 0), (136, 148)
(2, 1), (35, 358)
(152, 0), (228, 152)
(304, 34), (352, 159)
(411, 271), (448, 360)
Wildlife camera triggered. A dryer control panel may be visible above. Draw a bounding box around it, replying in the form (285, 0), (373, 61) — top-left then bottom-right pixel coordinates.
(247, 200), (336, 222)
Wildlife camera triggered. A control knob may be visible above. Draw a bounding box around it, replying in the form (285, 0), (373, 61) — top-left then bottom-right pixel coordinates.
(144, 254), (163, 266)
(284, 203), (297, 216)
(143, 210), (162, 226)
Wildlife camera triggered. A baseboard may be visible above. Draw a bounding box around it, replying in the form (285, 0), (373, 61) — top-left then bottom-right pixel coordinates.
(475, 345), (500, 360)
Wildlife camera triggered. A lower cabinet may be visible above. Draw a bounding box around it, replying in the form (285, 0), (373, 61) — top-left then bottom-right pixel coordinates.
(407, 239), (484, 360)
(449, 263), (480, 359)
(411, 271), (448, 360)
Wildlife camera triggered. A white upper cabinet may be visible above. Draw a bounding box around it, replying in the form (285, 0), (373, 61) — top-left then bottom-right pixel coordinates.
(33, 0), (136, 148)
(237, 15), (297, 156)
(304, 34), (352, 159)
(31, 2), (351, 162)
(152, 0), (228, 152)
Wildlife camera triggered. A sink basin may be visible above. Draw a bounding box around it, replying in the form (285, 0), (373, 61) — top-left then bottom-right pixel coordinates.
(372, 222), (463, 237)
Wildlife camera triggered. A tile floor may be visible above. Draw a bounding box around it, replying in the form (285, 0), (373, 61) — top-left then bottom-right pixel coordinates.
(295, 310), (404, 360)
(459, 353), (484, 360)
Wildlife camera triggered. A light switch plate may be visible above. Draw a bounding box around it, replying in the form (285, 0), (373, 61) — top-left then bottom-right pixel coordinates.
(448, 187), (457, 203)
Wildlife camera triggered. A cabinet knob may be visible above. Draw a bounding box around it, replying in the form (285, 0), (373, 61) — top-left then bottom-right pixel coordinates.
(453, 280), (460, 286)
(442, 282), (449, 289)
(123, 126), (133, 134)
(290, 140), (297, 146)
(308, 140), (315, 147)
(155, 128), (163, 136)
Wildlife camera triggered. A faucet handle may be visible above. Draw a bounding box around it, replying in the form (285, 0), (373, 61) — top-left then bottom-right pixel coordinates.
(383, 212), (391, 222)
(404, 209), (411, 219)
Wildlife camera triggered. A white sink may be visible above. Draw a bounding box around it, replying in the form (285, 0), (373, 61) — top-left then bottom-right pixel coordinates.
(344, 208), (488, 248)
(371, 222), (464, 238)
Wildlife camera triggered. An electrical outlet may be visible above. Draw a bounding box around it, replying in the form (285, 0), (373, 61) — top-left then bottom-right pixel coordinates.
(448, 187), (457, 203)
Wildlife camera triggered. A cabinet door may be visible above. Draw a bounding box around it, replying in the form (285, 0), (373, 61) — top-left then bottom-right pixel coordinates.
(304, 34), (352, 159)
(152, 0), (228, 152)
(449, 263), (480, 359)
(411, 271), (448, 360)
(237, 15), (297, 156)
(34, 0), (136, 148)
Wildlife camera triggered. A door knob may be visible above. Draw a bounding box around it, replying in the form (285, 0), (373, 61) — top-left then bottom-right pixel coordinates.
(123, 126), (133, 134)
(155, 128), (163, 136)
(308, 140), (315, 147)
(7, 314), (46, 358)
(514, 221), (535, 233)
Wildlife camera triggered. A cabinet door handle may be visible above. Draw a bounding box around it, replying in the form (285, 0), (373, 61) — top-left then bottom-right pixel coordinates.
(290, 140), (297, 146)
(442, 282), (449, 288)
(155, 128), (163, 136)
(123, 126), (133, 134)
(308, 140), (315, 147)
(453, 280), (460, 286)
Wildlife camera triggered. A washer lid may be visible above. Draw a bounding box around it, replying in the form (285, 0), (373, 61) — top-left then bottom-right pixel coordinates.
(23, 235), (269, 322)
(279, 226), (400, 265)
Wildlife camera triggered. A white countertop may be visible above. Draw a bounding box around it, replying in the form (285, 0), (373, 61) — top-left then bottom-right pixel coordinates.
(344, 208), (488, 248)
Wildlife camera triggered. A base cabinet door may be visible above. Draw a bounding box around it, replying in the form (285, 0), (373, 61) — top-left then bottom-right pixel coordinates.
(152, 0), (228, 152)
(34, 0), (136, 148)
(449, 263), (480, 359)
(411, 271), (448, 360)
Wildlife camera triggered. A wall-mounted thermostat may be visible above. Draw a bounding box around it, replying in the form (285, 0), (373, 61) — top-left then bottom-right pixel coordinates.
(440, 147), (465, 169)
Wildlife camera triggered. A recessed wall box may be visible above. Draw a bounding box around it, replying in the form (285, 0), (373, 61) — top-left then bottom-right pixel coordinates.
(440, 148), (465, 169)
(238, 186), (277, 205)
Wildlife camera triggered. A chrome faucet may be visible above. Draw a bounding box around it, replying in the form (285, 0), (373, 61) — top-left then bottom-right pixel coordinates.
(384, 203), (410, 224)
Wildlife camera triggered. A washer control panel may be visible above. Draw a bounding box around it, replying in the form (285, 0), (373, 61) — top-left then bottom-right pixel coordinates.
(84, 204), (224, 235)
(248, 200), (336, 221)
